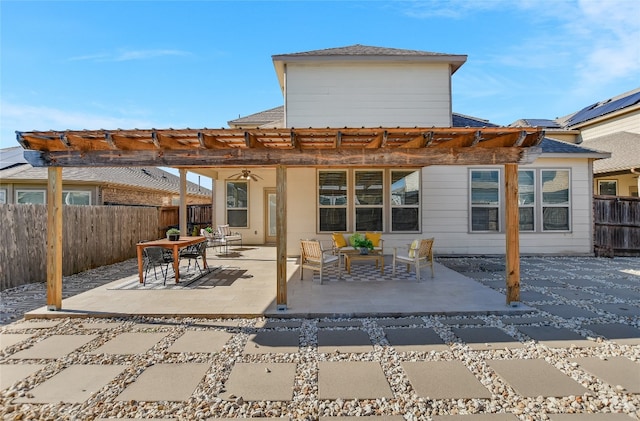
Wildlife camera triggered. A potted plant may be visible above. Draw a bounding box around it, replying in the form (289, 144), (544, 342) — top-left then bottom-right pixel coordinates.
(166, 228), (180, 241)
(353, 235), (374, 255)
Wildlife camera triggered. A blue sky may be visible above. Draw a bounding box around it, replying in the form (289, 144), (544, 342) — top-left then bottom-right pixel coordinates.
(2, 0), (639, 182)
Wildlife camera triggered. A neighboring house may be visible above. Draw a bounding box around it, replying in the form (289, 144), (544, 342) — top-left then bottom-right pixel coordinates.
(0, 146), (212, 206)
(214, 44), (607, 255)
(512, 88), (640, 197)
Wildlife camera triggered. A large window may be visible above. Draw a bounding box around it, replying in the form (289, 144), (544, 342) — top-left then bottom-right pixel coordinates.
(318, 169), (420, 233)
(16, 190), (46, 204)
(391, 170), (420, 231)
(470, 170), (500, 232)
(354, 170), (383, 231)
(469, 168), (571, 233)
(0, 189), (6, 204)
(63, 191), (91, 205)
(542, 169), (570, 231)
(226, 181), (248, 228)
(318, 171), (347, 232)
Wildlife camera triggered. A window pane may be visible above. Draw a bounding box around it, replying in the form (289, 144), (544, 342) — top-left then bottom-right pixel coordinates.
(319, 171), (347, 205)
(17, 191), (45, 204)
(0, 189), (6, 204)
(472, 208), (499, 231)
(519, 207), (534, 231)
(319, 208), (346, 231)
(471, 171), (499, 205)
(227, 210), (248, 227)
(355, 208), (383, 231)
(543, 207), (569, 230)
(391, 171), (420, 205)
(542, 170), (569, 204)
(391, 208), (419, 231)
(598, 181), (617, 196)
(355, 171), (383, 205)
(227, 182), (248, 208)
(63, 191), (91, 205)
(518, 170), (535, 205)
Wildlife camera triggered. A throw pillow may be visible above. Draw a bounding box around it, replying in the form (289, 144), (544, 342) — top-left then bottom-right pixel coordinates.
(332, 233), (347, 248)
(408, 239), (420, 258)
(365, 232), (382, 247)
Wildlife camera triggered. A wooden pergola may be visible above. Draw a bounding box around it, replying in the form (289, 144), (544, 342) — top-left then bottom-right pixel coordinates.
(18, 126), (545, 311)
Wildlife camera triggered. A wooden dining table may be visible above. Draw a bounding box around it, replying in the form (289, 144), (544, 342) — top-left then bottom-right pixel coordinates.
(137, 236), (208, 284)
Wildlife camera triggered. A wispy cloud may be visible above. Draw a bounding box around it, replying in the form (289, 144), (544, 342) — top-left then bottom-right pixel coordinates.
(1, 101), (155, 133)
(68, 49), (190, 62)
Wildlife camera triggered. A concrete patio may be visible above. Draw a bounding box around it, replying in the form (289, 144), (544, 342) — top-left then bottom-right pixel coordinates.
(23, 245), (530, 320)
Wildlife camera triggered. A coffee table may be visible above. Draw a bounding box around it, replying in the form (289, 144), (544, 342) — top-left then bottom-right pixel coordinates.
(344, 253), (384, 275)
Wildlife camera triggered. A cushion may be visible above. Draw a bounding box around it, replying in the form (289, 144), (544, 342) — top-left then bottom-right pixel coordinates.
(408, 239), (420, 258)
(365, 232), (382, 247)
(332, 233), (347, 248)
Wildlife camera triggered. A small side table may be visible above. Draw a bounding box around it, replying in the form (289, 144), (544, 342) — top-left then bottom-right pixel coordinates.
(344, 253), (384, 274)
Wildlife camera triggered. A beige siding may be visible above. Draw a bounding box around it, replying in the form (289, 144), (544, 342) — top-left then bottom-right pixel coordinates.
(285, 63), (452, 128)
(579, 109), (640, 141)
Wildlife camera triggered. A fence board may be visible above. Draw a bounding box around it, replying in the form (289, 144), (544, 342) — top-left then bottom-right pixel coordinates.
(594, 195), (640, 257)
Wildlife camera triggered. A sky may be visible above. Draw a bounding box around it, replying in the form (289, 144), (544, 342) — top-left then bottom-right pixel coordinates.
(2, 0), (639, 183)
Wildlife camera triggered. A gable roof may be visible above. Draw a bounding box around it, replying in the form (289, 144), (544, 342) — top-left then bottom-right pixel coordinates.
(0, 147), (211, 197)
(271, 44), (468, 92)
(539, 137), (609, 157)
(583, 132), (640, 174)
(0, 146), (28, 170)
(558, 88), (640, 128)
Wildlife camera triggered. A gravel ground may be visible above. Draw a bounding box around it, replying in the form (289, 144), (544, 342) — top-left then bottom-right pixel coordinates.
(1, 255), (639, 420)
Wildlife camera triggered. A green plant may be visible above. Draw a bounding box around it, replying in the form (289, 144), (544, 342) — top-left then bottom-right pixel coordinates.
(204, 226), (214, 233)
(353, 236), (374, 250)
(166, 228), (180, 235)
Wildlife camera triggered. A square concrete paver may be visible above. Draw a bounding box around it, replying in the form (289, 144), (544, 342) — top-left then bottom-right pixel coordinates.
(520, 290), (554, 302)
(402, 361), (491, 399)
(318, 361), (393, 399)
(0, 333), (35, 351)
(517, 326), (598, 348)
(433, 415), (519, 420)
(317, 320), (363, 328)
(116, 363), (210, 402)
(501, 315), (553, 325)
(376, 317), (425, 327)
(90, 332), (168, 355)
(9, 335), (98, 359)
(548, 414), (636, 420)
(317, 329), (373, 353)
(548, 288), (597, 301)
(224, 362), (296, 401)
(487, 359), (588, 397)
(244, 330), (300, 354)
(13, 364), (126, 403)
(452, 327), (522, 350)
(570, 356), (640, 393)
(592, 303), (640, 317)
(536, 304), (599, 319)
(439, 318), (486, 326)
(383, 327), (449, 352)
(256, 319), (302, 328)
(584, 323), (640, 345)
(168, 330), (233, 353)
(0, 364), (46, 389)
(74, 321), (124, 330)
(4, 320), (62, 330)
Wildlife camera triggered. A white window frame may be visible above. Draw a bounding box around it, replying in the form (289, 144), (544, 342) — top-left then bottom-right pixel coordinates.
(598, 179), (618, 196)
(63, 190), (92, 205)
(16, 189), (46, 204)
(0, 189), (6, 204)
(225, 180), (249, 228)
(518, 170), (536, 232)
(354, 169), (384, 232)
(469, 169), (501, 232)
(540, 169), (571, 232)
(317, 170), (349, 232)
(390, 169), (421, 233)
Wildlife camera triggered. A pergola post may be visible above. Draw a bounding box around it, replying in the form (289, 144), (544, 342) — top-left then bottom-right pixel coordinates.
(47, 167), (63, 310)
(505, 163), (520, 305)
(179, 169), (188, 235)
(276, 165), (287, 310)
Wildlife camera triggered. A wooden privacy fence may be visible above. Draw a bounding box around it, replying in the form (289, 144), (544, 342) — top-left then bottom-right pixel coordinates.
(0, 204), (159, 291)
(594, 195), (640, 257)
(158, 204), (212, 237)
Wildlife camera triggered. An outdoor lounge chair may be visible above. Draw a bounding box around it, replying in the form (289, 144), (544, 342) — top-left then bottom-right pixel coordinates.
(300, 239), (340, 284)
(392, 238), (435, 281)
(143, 246), (173, 285)
(217, 224), (242, 251)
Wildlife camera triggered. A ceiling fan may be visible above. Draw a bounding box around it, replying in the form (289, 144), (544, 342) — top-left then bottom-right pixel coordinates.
(230, 169), (263, 181)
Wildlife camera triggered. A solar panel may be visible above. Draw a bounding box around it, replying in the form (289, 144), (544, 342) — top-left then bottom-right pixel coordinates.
(567, 91), (640, 126)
